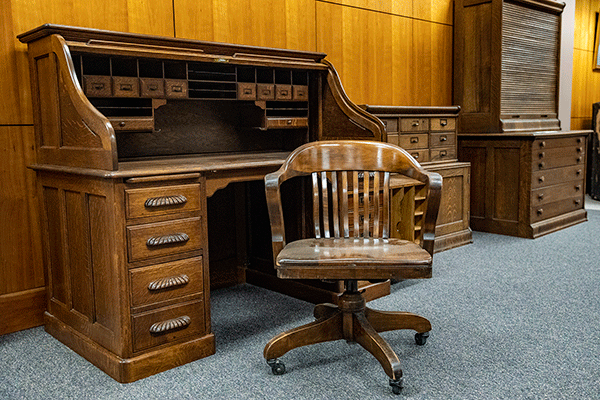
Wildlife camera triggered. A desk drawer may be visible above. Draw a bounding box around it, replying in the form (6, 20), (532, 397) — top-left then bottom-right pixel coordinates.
(126, 184), (201, 219)
(127, 217), (202, 262)
(275, 85), (293, 100)
(112, 77), (140, 97)
(534, 136), (586, 150)
(83, 75), (112, 97)
(293, 85), (308, 101)
(237, 83), (256, 100)
(257, 84), (275, 100)
(140, 78), (165, 98)
(531, 181), (584, 206)
(109, 117), (154, 132)
(533, 147), (585, 171)
(400, 118), (428, 132)
(399, 134), (428, 149)
(165, 79), (188, 98)
(406, 149), (429, 163)
(430, 117), (455, 131)
(430, 147), (456, 162)
(430, 132), (456, 148)
(130, 257), (203, 307)
(531, 165), (584, 189)
(530, 195), (584, 223)
(379, 118), (398, 133)
(132, 300), (205, 352)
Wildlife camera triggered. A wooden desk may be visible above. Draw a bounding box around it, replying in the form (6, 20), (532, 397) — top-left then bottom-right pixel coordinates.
(18, 24), (386, 383)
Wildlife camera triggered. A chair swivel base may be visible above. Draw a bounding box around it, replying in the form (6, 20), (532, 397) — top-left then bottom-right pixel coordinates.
(263, 287), (431, 394)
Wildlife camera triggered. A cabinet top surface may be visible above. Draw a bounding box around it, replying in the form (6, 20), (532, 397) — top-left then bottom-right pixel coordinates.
(361, 105), (461, 116)
(457, 130), (592, 139)
(17, 24), (327, 63)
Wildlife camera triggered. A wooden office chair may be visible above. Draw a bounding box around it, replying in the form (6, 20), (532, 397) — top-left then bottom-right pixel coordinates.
(263, 140), (442, 394)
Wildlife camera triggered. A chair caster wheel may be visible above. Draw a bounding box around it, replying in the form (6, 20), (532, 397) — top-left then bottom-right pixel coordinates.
(267, 359), (286, 375)
(389, 377), (404, 394)
(415, 331), (429, 346)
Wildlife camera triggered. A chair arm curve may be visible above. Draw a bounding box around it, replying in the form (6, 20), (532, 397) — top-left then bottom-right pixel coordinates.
(421, 171), (443, 256)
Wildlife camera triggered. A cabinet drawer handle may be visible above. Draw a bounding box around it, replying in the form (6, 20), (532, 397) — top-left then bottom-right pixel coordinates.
(120, 83), (133, 91)
(410, 137), (419, 144)
(172, 85), (183, 93)
(440, 135), (447, 142)
(146, 232), (190, 247)
(119, 121), (126, 127)
(411, 153), (419, 159)
(538, 193), (544, 201)
(577, 137), (583, 144)
(440, 150), (447, 157)
(576, 157), (582, 163)
(575, 184), (582, 191)
(92, 83), (105, 90)
(243, 88), (253, 94)
(537, 208), (544, 216)
(148, 84), (158, 91)
(280, 89), (288, 96)
(148, 274), (190, 291)
(149, 315), (191, 334)
(538, 152), (545, 159)
(412, 121), (419, 127)
(144, 195), (188, 208)
(538, 176), (545, 183)
(440, 119), (447, 127)
(576, 169), (582, 176)
(538, 162), (545, 169)
(577, 147), (583, 153)
(539, 141), (546, 148)
(574, 199), (581, 206)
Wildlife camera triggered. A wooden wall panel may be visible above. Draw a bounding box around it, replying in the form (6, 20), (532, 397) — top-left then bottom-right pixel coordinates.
(320, 0), (412, 17)
(174, 0), (316, 51)
(414, 0), (453, 25)
(0, 126), (44, 296)
(316, 1), (452, 106)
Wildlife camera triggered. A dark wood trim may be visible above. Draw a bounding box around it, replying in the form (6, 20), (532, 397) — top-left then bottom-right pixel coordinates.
(0, 287), (46, 335)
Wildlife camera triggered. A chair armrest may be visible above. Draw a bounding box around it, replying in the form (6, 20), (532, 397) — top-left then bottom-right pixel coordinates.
(264, 169), (286, 264)
(421, 171), (443, 256)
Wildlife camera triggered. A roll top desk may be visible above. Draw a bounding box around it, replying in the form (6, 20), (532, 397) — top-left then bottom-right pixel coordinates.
(18, 24), (385, 382)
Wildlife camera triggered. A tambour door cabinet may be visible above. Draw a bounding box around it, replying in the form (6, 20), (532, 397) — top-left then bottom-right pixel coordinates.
(458, 132), (587, 238)
(362, 105), (472, 252)
(18, 24), (384, 382)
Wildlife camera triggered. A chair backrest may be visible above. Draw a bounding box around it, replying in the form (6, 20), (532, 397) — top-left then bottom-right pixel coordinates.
(265, 140), (442, 260)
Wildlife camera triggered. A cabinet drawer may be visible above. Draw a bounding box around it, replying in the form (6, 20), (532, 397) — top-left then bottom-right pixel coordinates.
(379, 118), (398, 133)
(530, 195), (584, 223)
(126, 184), (201, 219)
(112, 77), (140, 97)
(531, 181), (584, 206)
(293, 85), (308, 101)
(430, 117), (456, 131)
(387, 133), (399, 146)
(406, 149), (429, 163)
(140, 78), (165, 98)
(127, 217), (202, 262)
(399, 134), (428, 149)
(165, 79), (188, 98)
(257, 84), (275, 100)
(83, 75), (111, 97)
(533, 147), (585, 171)
(237, 83), (256, 100)
(430, 147), (456, 162)
(130, 257), (204, 307)
(275, 85), (292, 100)
(132, 300), (205, 352)
(400, 118), (428, 132)
(531, 165), (584, 189)
(534, 136), (586, 150)
(430, 132), (456, 148)
(266, 117), (308, 129)
(109, 117), (154, 132)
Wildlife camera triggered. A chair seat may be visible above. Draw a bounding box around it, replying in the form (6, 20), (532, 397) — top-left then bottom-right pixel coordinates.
(276, 238), (432, 280)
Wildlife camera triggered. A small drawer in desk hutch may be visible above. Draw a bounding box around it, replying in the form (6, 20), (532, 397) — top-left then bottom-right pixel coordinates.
(126, 184), (201, 219)
(112, 77), (140, 97)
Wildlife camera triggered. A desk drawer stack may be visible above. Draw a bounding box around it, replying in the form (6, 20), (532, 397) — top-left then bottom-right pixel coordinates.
(362, 105), (472, 252)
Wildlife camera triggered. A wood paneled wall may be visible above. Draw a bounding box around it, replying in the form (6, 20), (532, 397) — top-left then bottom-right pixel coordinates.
(572, 0), (600, 130)
(1, 0), (452, 334)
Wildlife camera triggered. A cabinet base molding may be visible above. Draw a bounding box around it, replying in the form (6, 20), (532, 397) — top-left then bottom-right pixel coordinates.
(0, 287), (46, 335)
(530, 209), (587, 239)
(434, 228), (473, 253)
(44, 312), (215, 383)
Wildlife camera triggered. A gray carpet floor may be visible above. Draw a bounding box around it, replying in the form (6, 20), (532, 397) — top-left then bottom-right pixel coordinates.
(1, 211), (599, 399)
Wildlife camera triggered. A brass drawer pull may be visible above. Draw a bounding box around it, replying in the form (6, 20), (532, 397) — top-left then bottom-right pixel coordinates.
(148, 274), (190, 291)
(411, 153), (419, 159)
(120, 83), (133, 91)
(144, 195), (188, 208)
(538, 193), (544, 201)
(148, 84), (159, 91)
(576, 157), (582, 163)
(243, 88), (253, 94)
(440, 135), (447, 142)
(538, 152), (545, 159)
(439, 150), (447, 157)
(577, 147), (583, 153)
(93, 83), (105, 90)
(574, 199), (581, 206)
(575, 184), (582, 191)
(440, 119), (447, 127)
(538, 176), (545, 183)
(149, 315), (191, 334)
(146, 233), (190, 247)
(172, 85), (183, 92)
(412, 121), (419, 127)
(280, 89), (289, 96)
(410, 137), (419, 144)
(537, 208), (544, 216)
(576, 169), (582, 176)
(577, 137), (583, 143)
(539, 141), (546, 148)
(538, 162), (545, 169)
